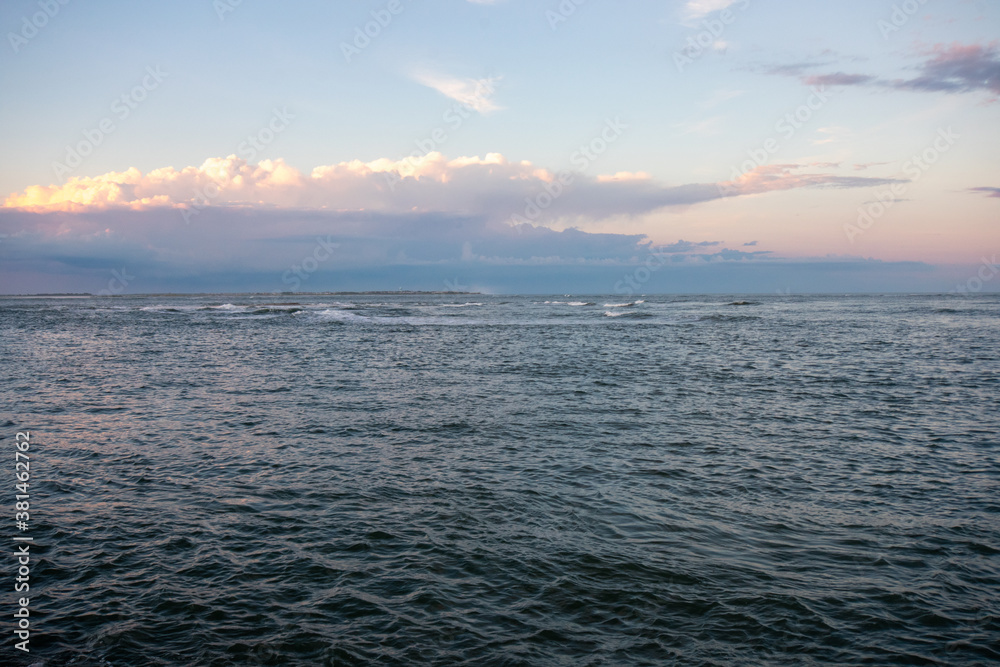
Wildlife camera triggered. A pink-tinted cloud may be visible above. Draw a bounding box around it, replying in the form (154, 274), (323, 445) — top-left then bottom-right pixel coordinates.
(718, 164), (904, 199)
(770, 43), (1000, 99)
(0, 156), (911, 293)
(3, 155), (900, 223)
(895, 42), (1000, 95)
(802, 73), (875, 87)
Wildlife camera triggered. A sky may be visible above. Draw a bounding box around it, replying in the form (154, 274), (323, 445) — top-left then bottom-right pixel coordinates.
(0, 0), (997, 294)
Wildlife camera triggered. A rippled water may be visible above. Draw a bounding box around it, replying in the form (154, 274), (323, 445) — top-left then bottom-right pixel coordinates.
(2, 294), (998, 666)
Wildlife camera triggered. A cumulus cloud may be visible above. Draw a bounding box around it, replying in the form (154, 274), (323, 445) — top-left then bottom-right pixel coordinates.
(0, 155), (910, 290)
(3, 154), (902, 221)
(5, 154), (515, 214)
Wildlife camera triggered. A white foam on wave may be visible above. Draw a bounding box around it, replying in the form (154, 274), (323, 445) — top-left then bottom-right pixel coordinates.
(207, 303), (249, 312)
(440, 303), (484, 308)
(298, 309), (488, 326)
(543, 301), (594, 306)
(603, 300), (646, 308)
(604, 310), (628, 317)
(138, 302), (365, 315)
(139, 304), (202, 313)
(311, 309), (370, 322)
(280, 301), (357, 313)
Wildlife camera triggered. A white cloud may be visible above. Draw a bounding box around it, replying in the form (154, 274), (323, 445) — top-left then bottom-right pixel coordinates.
(0, 156), (917, 293)
(2, 155), (903, 222)
(682, 0), (740, 23)
(412, 72), (502, 113)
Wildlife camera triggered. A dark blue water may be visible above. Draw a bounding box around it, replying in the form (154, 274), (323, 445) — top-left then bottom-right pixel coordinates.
(2, 294), (998, 666)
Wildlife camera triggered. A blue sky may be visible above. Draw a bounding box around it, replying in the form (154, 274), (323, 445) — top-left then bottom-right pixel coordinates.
(0, 0), (998, 294)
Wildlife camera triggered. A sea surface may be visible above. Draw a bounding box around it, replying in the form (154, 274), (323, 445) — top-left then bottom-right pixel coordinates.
(1, 293), (998, 666)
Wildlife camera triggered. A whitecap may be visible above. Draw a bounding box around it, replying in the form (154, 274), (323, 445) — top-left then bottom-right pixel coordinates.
(312, 309), (370, 322)
(207, 303), (248, 312)
(140, 304), (201, 313)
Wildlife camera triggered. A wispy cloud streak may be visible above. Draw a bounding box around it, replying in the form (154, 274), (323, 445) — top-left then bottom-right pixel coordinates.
(412, 72), (502, 113)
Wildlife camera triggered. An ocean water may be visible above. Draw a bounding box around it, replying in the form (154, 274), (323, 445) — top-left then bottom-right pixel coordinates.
(1, 293), (998, 666)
